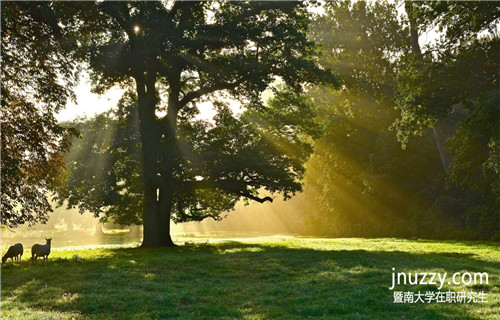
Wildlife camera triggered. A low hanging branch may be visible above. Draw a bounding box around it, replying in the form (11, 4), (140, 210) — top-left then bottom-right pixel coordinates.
(179, 179), (273, 203)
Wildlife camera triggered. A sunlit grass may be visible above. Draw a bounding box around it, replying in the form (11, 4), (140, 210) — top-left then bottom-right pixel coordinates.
(1, 237), (499, 319)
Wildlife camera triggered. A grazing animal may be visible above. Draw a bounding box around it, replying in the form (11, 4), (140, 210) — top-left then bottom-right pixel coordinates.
(2, 243), (23, 263)
(31, 238), (52, 262)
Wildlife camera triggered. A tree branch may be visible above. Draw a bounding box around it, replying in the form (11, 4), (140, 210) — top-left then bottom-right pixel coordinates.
(179, 179), (273, 203)
(184, 212), (220, 222)
(178, 78), (244, 109)
(237, 192), (273, 203)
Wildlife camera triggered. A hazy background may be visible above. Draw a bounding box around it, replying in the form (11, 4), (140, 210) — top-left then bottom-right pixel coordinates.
(1, 197), (306, 252)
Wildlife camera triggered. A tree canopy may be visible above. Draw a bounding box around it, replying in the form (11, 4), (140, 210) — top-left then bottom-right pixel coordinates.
(52, 1), (337, 247)
(1, 2), (80, 227)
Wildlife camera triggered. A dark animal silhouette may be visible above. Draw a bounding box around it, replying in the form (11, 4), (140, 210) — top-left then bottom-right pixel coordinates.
(32, 238), (52, 262)
(2, 243), (23, 263)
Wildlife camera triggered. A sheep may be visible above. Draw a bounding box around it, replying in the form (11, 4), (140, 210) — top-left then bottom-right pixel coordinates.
(2, 243), (23, 263)
(31, 238), (52, 262)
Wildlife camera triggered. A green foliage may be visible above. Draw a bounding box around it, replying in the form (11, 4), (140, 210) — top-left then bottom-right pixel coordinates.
(301, 1), (442, 237)
(445, 88), (500, 239)
(84, 1), (337, 99)
(392, 55), (439, 147)
(299, 1), (499, 240)
(4, 0), (497, 242)
(391, 2), (500, 238)
(393, 37), (499, 148)
(56, 92), (143, 225)
(411, 1), (500, 49)
(1, 2), (81, 227)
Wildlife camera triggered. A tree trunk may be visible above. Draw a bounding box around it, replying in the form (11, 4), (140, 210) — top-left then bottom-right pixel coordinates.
(141, 182), (160, 247)
(157, 184), (176, 246)
(135, 65), (182, 248)
(153, 75), (182, 247)
(136, 74), (165, 248)
(405, 1), (449, 172)
(155, 123), (178, 247)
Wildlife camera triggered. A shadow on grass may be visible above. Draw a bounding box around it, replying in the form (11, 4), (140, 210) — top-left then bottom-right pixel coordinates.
(1, 241), (498, 320)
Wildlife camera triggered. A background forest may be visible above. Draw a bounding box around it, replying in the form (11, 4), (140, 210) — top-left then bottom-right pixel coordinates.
(297, 1), (500, 240)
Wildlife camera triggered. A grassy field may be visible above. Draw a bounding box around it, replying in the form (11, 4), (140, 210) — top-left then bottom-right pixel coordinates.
(1, 237), (499, 319)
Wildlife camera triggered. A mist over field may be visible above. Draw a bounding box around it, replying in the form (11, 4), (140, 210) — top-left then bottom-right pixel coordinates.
(1, 197), (307, 252)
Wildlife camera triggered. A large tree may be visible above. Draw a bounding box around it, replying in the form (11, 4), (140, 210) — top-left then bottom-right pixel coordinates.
(57, 1), (336, 247)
